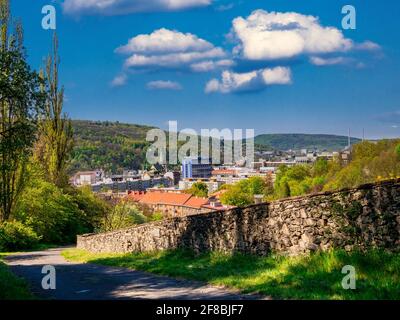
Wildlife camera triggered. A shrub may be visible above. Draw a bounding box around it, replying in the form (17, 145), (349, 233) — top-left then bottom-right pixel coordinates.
(15, 179), (91, 244)
(0, 221), (41, 252)
(68, 185), (110, 231)
(185, 182), (208, 197)
(100, 201), (149, 232)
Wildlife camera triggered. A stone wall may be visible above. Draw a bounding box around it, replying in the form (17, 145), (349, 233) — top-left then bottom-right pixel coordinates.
(77, 179), (400, 256)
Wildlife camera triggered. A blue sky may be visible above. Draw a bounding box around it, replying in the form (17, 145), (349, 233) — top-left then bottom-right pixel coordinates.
(12, 0), (400, 139)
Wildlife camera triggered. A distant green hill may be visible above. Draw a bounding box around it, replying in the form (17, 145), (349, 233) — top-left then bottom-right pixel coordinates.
(69, 120), (155, 173)
(254, 134), (361, 151)
(69, 120), (362, 173)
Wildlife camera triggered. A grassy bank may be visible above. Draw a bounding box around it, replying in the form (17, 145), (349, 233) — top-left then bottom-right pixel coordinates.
(62, 248), (400, 300)
(0, 253), (34, 300)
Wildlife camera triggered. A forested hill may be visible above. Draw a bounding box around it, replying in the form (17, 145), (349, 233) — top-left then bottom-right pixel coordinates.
(69, 120), (362, 174)
(69, 120), (155, 173)
(255, 134), (361, 151)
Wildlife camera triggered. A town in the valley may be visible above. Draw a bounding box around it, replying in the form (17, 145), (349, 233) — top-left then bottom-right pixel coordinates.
(70, 146), (352, 218)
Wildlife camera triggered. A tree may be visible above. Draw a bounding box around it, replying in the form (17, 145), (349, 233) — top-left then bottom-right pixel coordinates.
(220, 185), (253, 207)
(100, 200), (148, 232)
(264, 174), (274, 197)
(0, 0), (45, 222)
(34, 33), (74, 187)
(185, 182), (208, 198)
(396, 144), (400, 160)
(281, 181), (291, 198)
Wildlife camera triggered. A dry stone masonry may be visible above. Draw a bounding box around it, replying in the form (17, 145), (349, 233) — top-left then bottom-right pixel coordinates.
(77, 179), (400, 256)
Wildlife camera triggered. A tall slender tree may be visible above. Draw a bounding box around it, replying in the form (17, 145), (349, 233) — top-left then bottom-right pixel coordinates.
(0, 0), (45, 222)
(35, 33), (74, 187)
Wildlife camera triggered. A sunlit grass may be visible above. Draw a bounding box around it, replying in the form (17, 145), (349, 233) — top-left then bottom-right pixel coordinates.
(62, 248), (400, 300)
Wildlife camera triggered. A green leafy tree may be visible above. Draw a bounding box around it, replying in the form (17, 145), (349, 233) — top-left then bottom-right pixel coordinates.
(68, 185), (110, 231)
(185, 182), (209, 197)
(15, 178), (90, 244)
(396, 144), (400, 159)
(281, 180), (291, 198)
(220, 177), (269, 207)
(100, 200), (148, 232)
(35, 34), (74, 187)
(220, 185), (253, 207)
(0, 0), (45, 222)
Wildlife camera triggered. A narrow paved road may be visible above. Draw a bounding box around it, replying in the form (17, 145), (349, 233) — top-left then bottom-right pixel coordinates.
(5, 248), (264, 300)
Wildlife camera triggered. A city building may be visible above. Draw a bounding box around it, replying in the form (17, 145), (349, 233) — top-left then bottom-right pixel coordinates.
(127, 189), (234, 217)
(179, 178), (225, 195)
(164, 171), (181, 186)
(71, 170), (104, 186)
(181, 157), (213, 179)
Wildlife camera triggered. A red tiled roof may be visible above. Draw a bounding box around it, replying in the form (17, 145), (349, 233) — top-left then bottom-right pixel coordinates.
(184, 197), (209, 208)
(139, 192), (193, 206)
(127, 191), (146, 202)
(138, 191), (210, 209)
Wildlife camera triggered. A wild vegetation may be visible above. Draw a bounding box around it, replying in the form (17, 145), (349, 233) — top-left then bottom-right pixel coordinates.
(99, 199), (163, 233)
(184, 182), (209, 198)
(70, 120), (153, 174)
(0, 0), (112, 252)
(0, 253), (33, 300)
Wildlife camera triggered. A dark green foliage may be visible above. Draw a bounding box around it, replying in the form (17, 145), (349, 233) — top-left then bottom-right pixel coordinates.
(0, 221), (40, 251)
(396, 144), (400, 159)
(185, 182), (209, 197)
(0, 254), (34, 300)
(14, 178), (109, 244)
(68, 185), (110, 232)
(69, 120), (154, 173)
(0, 3), (45, 221)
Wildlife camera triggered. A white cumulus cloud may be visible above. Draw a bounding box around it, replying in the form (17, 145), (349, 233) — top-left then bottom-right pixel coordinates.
(231, 10), (355, 60)
(309, 56), (349, 66)
(116, 28), (214, 54)
(117, 29), (227, 70)
(355, 40), (381, 51)
(190, 59), (235, 72)
(205, 66), (291, 94)
(63, 0), (212, 15)
(111, 73), (128, 87)
(147, 80), (183, 90)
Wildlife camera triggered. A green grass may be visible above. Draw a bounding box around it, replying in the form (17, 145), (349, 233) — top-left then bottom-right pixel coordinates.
(62, 248), (400, 300)
(0, 252), (34, 300)
(0, 243), (60, 300)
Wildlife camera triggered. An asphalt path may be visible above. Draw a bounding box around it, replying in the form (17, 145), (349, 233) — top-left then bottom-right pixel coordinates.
(5, 248), (265, 300)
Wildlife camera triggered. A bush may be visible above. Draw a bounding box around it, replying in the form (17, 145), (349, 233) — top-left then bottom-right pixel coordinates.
(100, 201), (149, 232)
(15, 179), (92, 244)
(68, 185), (110, 232)
(0, 221), (41, 252)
